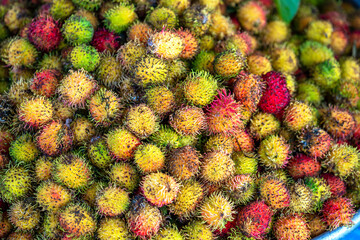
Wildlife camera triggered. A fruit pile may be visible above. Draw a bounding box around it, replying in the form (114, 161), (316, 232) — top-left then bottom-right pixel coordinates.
(0, 0), (360, 239)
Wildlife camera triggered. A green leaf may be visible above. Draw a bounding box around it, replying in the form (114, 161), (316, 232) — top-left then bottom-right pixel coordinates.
(274, 0), (300, 24)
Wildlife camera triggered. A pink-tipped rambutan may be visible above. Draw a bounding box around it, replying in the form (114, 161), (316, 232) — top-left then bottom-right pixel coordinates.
(206, 89), (244, 136)
(287, 154), (321, 179)
(321, 173), (346, 197)
(91, 28), (120, 53)
(236, 200), (273, 239)
(322, 197), (355, 230)
(258, 71), (290, 115)
(28, 15), (62, 52)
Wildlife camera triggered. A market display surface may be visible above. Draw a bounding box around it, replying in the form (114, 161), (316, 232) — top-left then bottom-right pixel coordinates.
(0, 0), (360, 239)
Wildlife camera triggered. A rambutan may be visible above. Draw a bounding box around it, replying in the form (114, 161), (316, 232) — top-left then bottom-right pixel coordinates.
(287, 154), (321, 179)
(289, 182), (313, 213)
(224, 174), (256, 205)
(206, 89), (244, 135)
(258, 71), (290, 115)
(258, 135), (290, 169)
(170, 106), (206, 136)
(28, 15), (61, 52)
(322, 197), (355, 230)
(233, 128), (255, 153)
(321, 173), (346, 197)
(30, 69), (61, 98)
(259, 177), (290, 210)
(237, 1), (267, 33)
(96, 185), (130, 217)
(274, 214), (310, 240)
(134, 143), (165, 174)
(91, 28), (120, 53)
(168, 145), (201, 181)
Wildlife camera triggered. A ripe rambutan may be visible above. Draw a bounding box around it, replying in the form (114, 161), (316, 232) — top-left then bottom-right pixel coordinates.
(28, 15), (61, 52)
(274, 214), (310, 240)
(247, 54), (272, 75)
(237, 1), (267, 33)
(205, 134), (234, 155)
(9, 200), (40, 231)
(260, 177), (290, 210)
(70, 116), (96, 145)
(330, 29), (348, 55)
(91, 28), (120, 53)
(321, 173), (346, 197)
(109, 162), (139, 192)
(30, 69), (61, 98)
(127, 22), (153, 45)
(206, 89), (244, 135)
(323, 107), (355, 139)
(148, 30), (184, 60)
(287, 154), (321, 179)
(322, 197), (355, 230)
(134, 144), (165, 174)
(18, 97), (54, 128)
(177, 29), (199, 59)
(258, 71), (290, 115)
(214, 50), (246, 79)
(170, 106), (206, 136)
(168, 145), (201, 180)
(224, 174), (256, 205)
(36, 181), (71, 212)
(237, 200), (273, 239)
(233, 128), (255, 153)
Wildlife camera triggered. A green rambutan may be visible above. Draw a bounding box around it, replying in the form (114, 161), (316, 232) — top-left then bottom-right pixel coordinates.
(0, 165), (32, 202)
(104, 3), (137, 34)
(299, 40), (334, 67)
(147, 7), (178, 30)
(97, 54), (122, 87)
(70, 44), (100, 72)
(62, 15), (93, 45)
(9, 133), (39, 164)
(304, 177), (331, 211)
(296, 81), (322, 106)
(306, 20), (333, 45)
(312, 58), (341, 89)
(192, 50), (215, 73)
(87, 136), (113, 169)
(50, 0), (75, 20)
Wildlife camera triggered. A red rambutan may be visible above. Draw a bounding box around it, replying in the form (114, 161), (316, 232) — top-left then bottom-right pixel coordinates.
(258, 71), (290, 115)
(321, 173), (346, 197)
(322, 197), (355, 230)
(30, 69), (62, 98)
(91, 28), (120, 53)
(28, 15), (62, 52)
(287, 154), (321, 179)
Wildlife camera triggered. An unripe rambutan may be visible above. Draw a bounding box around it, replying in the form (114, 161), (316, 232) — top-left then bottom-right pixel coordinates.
(9, 201), (40, 231)
(289, 182), (313, 213)
(330, 29), (348, 55)
(127, 22), (153, 45)
(258, 71), (290, 115)
(321, 173), (346, 197)
(322, 197), (355, 230)
(222, 32), (253, 56)
(142, 172), (179, 207)
(134, 144), (165, 174)
(88, 89), (121, 127)
(5, 38), (38, 68)
(58, 69), (98, 109)
(237, 1), (267, 33)
(312, 58), (340, 89)
(53, 154), (92, 190)
(323, 107), (355, 139)
(271, 46), (298, 74)
(247, 54), (272, 76)
(30, 69), (61, 98)
(304, 177), (331, 211)
(250, 112), (280, 140)
(37, 120), (72, 157)
(168, 145), (201, 180)
(145, 86), (175, 117)
(90, 28), (120, 53)
(158, 0), (189, 14)
(182, 5), (211, 37)
(299, 41), (334, 67)
(0, 166), (32, 203)
(233, 129), (255, 153)
(96, 54), (122, 87)
(177, 29), (199, 59)
(96, 185), (130, 217)
(199, 35), (216, 51)
(4, 4), (29, 33)
(97, 218), (132, 240)
(59, 203), (96, 238)
(62, 15), (93, 45)
(19, 97), (54, 129)
(74, 9), (99, 30)
(233, 71), (264, 112)
(182, 71), (218, 107)
(150, 124), (196, 150)
(106, 127), (141, 160)
(50, 0), (75, 20)
(263, 20), (289, 44)
(199, 192), (235, 231)
(86, 137), (113, 169)
(258, 135), (290, 169)
(125, 104), (159, 139)
(201, 150), (235, 185)
(274, 214), (310, 240)
(169, 179), (203, 219)
(167, 59), (188, 83)
(28, 16), (61, 52)
(147, 7), (178, 30)
(237, 200), (273, 239)
(72, 0), (102, 12)
(287, 154), (321, 179)
(70, 117), (96, 145)
(36, 181), (71, 212)
(104, 3), (137, 34)
(205, 134), (234, 155)
(70, 44), (99, 72)
(134, 56), (169, 87)
(214, 50), (245, 79)
(170, 106), (206, 136)
(340, 57), (360, 83)
(192, 50), (215, 73)
(324, 143), (359, 179)
(283, 101), (313, 132)
(9, 133), (39, 164)
(206, 89), (244, 135)
(232, 152), (258, 175)
(182, 221), (215, 240)
(148, 30), (184, 60)
(224, 174), (255, 204)
(296, 81), (322, 106)
(127, 196), (163, 239)
(306, 20), (333, 45)
(38, 53), (62, 71)
(109, 162), (139, 192)
(260, 177), (290, 210)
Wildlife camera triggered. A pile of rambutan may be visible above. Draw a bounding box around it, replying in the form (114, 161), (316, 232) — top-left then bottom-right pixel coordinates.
(1, 0), (360, 239)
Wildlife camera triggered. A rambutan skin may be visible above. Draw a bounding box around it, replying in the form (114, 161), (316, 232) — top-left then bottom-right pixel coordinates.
(258, 71), (290, 115)
(28, 15), (62, 52)
(322, 197), (355, 230)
